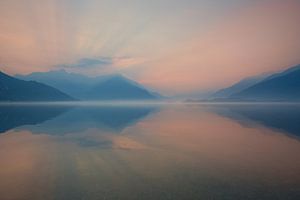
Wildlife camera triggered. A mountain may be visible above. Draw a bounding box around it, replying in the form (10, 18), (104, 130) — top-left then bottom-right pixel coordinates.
(16, 70), (161, 100)
(86, 75), (159, 100)
(16, 70), (96, 99)
(211, 74), (269, 99)
(0, 71), (74, 101)
(262, 64), (300, 82)
(230, 64), (300, 101)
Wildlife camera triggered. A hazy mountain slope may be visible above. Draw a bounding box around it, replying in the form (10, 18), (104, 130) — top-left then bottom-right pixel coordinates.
(0, 71), (74, 101)
(16, 70), (95, 99)
(212, 74), (269, 99)
(87, 75), (159, 100)
(231, 65), (300, 101)
(16, 70), (160, 100)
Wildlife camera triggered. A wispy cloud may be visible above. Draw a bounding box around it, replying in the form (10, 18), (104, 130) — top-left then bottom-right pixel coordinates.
(112, 57), (146, 68)
(59, 57), (113, 69)
(2, 0), (300, 94)
(57, 56), (145, 72)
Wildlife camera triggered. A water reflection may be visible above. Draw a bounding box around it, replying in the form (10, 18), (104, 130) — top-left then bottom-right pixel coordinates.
(210, 104), (300, 138)
(0, 105), (158, 135)
(0, 104), (299, 200)
(0, 105), (70, 133)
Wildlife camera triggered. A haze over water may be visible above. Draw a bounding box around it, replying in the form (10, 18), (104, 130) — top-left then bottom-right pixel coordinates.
(0, 103), (299, 200)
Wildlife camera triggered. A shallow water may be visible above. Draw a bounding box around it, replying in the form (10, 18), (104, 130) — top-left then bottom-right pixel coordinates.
(0, 103), (300, 200)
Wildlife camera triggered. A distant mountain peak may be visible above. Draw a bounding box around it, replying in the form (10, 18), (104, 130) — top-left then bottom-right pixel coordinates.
(15, 70), (161, 100)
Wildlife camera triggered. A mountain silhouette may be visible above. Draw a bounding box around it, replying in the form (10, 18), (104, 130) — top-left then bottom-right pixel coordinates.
(16, 70), (161, 100)
(211, 74), (269, 99)
(87, 75), (159, 100)
(0, 71), (73, 101)
(231, 64), (300, 101)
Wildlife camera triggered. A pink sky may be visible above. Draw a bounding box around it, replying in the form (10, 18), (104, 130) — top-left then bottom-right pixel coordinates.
(1, 0), (300, 95)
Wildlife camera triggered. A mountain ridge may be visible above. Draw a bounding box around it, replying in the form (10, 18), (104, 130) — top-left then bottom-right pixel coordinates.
(0, 71), (74, 101)
(16, 70), (161, 100)
(211, 73), (269, 99)
(231, 64), (300, 101)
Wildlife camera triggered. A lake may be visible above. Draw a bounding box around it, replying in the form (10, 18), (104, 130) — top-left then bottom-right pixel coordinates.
(0, 103), (300, 200)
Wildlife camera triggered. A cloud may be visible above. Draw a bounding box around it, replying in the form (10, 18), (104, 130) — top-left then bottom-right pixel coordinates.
(53, 56), (145, 76)
(60, 57), (113, 68)
(112, 57), (146, 68)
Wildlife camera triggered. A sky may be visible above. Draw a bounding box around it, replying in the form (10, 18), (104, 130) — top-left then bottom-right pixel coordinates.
(1, 0), (300, 95)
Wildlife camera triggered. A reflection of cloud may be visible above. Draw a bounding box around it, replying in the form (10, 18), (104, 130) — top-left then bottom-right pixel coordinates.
(112, 136), (147, 150)
(1, 106), (300, 199)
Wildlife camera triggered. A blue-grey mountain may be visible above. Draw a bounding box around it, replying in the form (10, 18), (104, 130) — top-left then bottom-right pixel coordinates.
(16, 70), (160, 100)
(0, 71), (73, 101)
(230, 64), (300, 101)
(211, 74), (269, 99)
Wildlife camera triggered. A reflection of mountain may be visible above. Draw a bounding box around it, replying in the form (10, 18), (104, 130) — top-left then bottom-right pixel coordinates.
(0, 105), (70, 133)
(20, 105), (158, 135)
(212, 104), (300, 137)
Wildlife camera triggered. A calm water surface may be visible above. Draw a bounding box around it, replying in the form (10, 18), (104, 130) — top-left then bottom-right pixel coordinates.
(0, 103), (300, 200)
